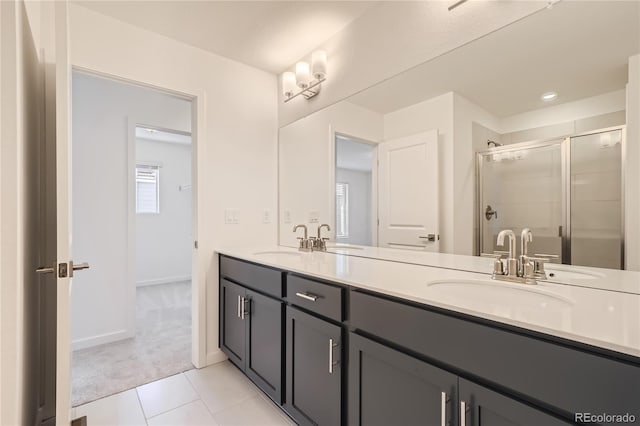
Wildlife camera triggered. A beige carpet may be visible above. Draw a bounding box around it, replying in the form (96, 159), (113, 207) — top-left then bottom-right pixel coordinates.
(71, 281), (193, 407)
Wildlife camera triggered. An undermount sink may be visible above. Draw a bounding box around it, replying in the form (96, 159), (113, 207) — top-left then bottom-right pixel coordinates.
(426, 279), (574, 320)
(327, 244), (364, 250)
(253, 250), (303, 257)
(544, 265), (605, 280)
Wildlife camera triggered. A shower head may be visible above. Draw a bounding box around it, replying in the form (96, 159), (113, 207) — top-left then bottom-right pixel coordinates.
(487, 140), (503, 148)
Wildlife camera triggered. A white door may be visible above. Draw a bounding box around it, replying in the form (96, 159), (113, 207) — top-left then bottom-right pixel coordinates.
(37, 3), (82, 425)
(378, 130), (439, 251)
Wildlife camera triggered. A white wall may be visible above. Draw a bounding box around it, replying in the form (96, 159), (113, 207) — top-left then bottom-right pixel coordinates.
(278, 1), (546, 126)
(500, 90), (627, 134)
(383, 92), (454, 253)
(72, 73), (192, 350)
(136, 138), (192, 286)
(279, 101), (382, 247)
(452, 93), (501, 255)
(335, 168), (372, 246)
(69, 4), (278, 365)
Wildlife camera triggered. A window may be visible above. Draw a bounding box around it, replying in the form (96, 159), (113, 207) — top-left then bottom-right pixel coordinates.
(136, 165), (160, 214)
(336, 182), (349, 238)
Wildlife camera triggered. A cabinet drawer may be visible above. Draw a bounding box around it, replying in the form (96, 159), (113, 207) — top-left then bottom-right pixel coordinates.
(286, 274), (343, 322)
(351, 289), (640, 421)
(220, 255), (283, 298)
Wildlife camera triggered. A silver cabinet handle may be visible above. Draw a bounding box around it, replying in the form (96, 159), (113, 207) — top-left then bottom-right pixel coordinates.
(460, 400), (467, 426)
(441, 392), (447, 426)
(237, 295), (241, 318)
(419, 234), (439, 242)
(328, 338), (339, 374)
(242, 297), (251, 319)
(240, 296), (249, 319)
(296, 292), (318, 302)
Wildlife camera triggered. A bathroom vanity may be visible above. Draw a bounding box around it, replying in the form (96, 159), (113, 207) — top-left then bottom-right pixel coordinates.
(217, 248), (640, 426)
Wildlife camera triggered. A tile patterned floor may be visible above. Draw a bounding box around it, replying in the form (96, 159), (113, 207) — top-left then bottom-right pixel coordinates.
(73, 361), (296, 426)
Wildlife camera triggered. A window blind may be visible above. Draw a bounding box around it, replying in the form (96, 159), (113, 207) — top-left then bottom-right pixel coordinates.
(136, 165), (160, 214)
(336, 182), (349, 238)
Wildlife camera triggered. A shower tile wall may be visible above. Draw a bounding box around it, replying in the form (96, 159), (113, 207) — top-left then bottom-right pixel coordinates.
(570, 130), (622, 269)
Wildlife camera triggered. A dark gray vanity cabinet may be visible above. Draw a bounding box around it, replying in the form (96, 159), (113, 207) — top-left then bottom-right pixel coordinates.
(349, 333), (457, 426)
(220, 278), (246, 366)
(219, 258), (285, 404)
(284, 306), (342, 426)
(459, 379), (571, 426)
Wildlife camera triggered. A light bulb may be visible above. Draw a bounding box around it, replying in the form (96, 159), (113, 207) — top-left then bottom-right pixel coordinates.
(282, 72), (296, 98)
(311, 50), (327, 80)
(295, 62), (311, 88)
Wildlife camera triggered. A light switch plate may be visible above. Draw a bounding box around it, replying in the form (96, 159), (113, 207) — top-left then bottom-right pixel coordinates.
(262, 209), (272, 224)
(309, 210), (319, 223)
(225, 208), (240, 224)
(282, 210), (292, 223)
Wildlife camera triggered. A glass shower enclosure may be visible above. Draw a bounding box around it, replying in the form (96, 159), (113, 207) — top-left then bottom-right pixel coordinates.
(477, 127), (624, 269)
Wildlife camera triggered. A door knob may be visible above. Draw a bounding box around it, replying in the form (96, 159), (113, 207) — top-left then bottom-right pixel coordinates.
(35, 261), (90, 278)
(419, 234), (439, 242)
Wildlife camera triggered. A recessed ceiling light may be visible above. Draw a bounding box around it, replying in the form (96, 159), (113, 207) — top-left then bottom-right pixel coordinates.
(541, 91), (558, 102)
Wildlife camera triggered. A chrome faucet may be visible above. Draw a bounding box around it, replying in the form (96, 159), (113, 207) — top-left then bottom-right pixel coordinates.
(492, 228), (543, 285)
(293, 224), (312, 252)
(519, 228), (533, 277)
(313, 224), (331, 251)
(496, 230), (517, 278)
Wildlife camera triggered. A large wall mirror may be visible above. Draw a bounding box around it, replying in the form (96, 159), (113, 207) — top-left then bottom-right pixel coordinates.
(278, 1), (639, 271)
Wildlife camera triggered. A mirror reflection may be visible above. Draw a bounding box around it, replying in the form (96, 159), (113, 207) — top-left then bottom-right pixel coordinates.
(278, 1), (638, 273)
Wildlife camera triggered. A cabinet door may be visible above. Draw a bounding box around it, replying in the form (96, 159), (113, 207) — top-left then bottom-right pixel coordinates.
(245, 290), (284, 404)
(285, 306), (342, 426)
(349, 333), (457, 426)
(220, 279), (246, 368)
(458, 378), (572, 426)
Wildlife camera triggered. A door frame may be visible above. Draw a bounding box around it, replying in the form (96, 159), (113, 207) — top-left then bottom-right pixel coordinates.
(71, 66), (207, 368)
(475, 125), (626, 268)
(330, 127), (379, 247)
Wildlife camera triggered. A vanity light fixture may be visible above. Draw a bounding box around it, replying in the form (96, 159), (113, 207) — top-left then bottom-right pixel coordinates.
(282, 50), (327, 102)
(541, 91), (558, 102)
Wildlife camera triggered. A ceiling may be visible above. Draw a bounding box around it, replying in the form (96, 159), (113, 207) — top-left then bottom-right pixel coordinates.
(348, 1), (640, 117)
(74, 1), (378, 74)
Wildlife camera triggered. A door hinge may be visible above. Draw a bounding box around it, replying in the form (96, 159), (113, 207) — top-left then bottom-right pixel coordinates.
(194, 240), (198, 249)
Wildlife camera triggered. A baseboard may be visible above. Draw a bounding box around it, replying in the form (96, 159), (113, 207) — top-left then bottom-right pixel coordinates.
(72, 329), (133, 351)
(136, 275), (191, 287)
(205, 349), (228, 367)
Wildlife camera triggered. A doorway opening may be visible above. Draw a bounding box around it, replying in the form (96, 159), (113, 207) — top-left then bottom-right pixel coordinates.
(70, 71), (195, 406)
(334, 134), (377, 246)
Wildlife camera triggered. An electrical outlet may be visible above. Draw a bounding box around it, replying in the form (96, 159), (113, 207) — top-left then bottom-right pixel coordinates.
(282, 210), (292, 223)
(262, 209), (272, 224)
(225, 208), (240, 224)
(309, 210), (319, 223)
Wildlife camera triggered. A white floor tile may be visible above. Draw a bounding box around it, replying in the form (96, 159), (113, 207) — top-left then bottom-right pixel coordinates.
(74, 389), (147, 426)
(185, 362), (258, 414)
(137, 373), (199, 418)
(147, 400), (218, 426)
(212, 396), (293, 426)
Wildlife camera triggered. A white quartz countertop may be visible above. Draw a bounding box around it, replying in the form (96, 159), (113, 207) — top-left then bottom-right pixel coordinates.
(323, 244), (640, 295)
(216, 246), (640, 359)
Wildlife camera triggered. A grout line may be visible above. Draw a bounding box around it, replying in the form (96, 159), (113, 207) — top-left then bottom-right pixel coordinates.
(145, 398), (203, 421)
(139, 373), (200, 420)
(134, 388), (149, 426)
